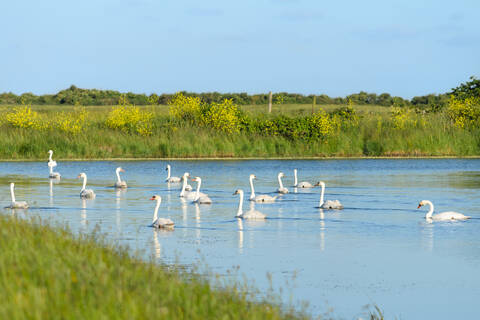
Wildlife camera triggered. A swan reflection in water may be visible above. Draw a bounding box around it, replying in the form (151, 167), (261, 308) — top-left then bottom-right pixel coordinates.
(115, 189), (126, 235)
(237, 202), (266, 252)
(319, 209), (325, 251)
(81, 199), (87, 231)
(421, 222), (434, 252)
(153, 230), (161, 259)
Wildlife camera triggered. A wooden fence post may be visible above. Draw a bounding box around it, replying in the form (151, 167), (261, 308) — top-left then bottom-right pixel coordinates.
(268, 91), (272, 113)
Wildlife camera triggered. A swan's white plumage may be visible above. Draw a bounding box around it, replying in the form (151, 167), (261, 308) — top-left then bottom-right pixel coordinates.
(165, 164), (181, 183)
(418, 200), (470, 221)
(234, 189), (266, 220)
(293, 169), (314, 188)
(78, 173), (96, 199)
(276, 172), (288, 194)
(114, 167), (127, 188)
(316, 181), (343, 209)
(191, 177), (212, 204)
(8, 183), (29, 209)
(248, 174), (277, 203)
(150, 195), (174, 229)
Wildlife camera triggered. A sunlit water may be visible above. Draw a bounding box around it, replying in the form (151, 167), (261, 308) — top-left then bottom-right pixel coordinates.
(1, 159), (480, 319)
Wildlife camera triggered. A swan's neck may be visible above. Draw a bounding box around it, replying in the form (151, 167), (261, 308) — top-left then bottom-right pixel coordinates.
(294, 170), (298, 186)
(153, 198), (161, 222)
(166, 166), (171, 179)
(116, 170), (122, 183)
(81, 176), (87, 191)
(278, 175), (284, 189)
(319, 184), (325, 207)
(237, 192), (244, 216)
(425, 201), (434, 219)
(180, 175), (188, 196)
(48, 153), (53, 161)
(195, 179), (202, 200)
(249, 177), (255, 199)
(10, 184), (15, 203)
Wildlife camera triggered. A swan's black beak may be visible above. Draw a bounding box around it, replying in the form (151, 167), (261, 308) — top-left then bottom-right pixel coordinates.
(417, 204), (422, 209)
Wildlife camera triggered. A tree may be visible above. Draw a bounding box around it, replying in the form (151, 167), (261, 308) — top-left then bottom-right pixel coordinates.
(450, 76), (480, 99)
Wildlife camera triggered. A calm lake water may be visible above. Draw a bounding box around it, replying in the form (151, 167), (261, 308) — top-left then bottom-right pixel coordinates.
(1, 159), (480, 319)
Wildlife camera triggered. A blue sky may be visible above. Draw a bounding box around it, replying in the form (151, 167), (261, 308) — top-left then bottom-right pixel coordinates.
(1, 0), (479, 98)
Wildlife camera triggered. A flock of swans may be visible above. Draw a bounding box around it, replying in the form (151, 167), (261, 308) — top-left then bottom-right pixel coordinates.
(5, 150), (472, 229)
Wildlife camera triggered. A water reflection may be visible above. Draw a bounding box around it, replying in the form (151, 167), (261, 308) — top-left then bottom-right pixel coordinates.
(81, 199), (87, 231)
(237, 218), (244, 253)
(421, 222), (434, 251)
(319, 209), (325, 251)
(153, 230), (161, 259)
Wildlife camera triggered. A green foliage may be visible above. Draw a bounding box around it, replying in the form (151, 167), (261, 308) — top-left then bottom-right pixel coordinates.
(391, 107), (417, 129)
(0, 215), (307, 320)
(450, 76), (480, 100)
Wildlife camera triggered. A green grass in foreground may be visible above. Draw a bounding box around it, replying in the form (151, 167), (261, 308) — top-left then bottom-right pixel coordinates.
(0, 215), (307, 319)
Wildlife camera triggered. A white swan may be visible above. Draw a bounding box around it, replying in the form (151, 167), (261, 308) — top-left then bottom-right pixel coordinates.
(114, 167), (127, 188)
(180, 172), (197, 198)
(78, 172), (96, 199)
(316, 181), (343, 209)
(276, 172), (288, 194)
(191, 177), (212, 204)
(293, 169), (313, 188)
(48, 162), (61, 179)
(418, 200), (470, 221)
(165, 164), (181, 183)
(7, 183), (29, 209)
(150, 195), (175, 229)
(234, 189), (266, 220)
(47, 150), (57, 167)
(249, 174), (277, 203)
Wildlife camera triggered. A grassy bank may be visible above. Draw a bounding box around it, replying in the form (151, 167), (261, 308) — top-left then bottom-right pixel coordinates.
(0, 103), (479, 159)
(0, 214), (307, 319)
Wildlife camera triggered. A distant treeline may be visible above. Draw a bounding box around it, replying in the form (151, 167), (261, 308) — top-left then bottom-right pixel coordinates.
(1, 81), (476, 108)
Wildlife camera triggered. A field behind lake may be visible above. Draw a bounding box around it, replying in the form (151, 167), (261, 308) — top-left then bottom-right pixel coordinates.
(0, 101), (479, 159)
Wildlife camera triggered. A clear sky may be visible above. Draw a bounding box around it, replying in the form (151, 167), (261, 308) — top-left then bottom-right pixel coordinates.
(1, 0), (479, 98)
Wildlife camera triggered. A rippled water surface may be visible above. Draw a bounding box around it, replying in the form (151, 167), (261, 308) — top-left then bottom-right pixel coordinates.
(1, 159), (480, 319)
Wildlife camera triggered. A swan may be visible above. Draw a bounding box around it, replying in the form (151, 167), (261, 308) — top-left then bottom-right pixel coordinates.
(47, 150), (57, 167)
(417, 200), (470, 221)
(180, 172), (197, 198)
(234, 189), (266, 220)
(7, 183), (29, 209)
(48, 162), (61, 179)
(77, 172), (96, 199)
(114, 167), (127, 188)
(249, 174), (277, 202)
(276, 172), (288, 194)
(165, 164), (181, 183)
(191, 177), (212, 204)
(316, 181), (343, 209)
(150, 195), (175, 229)
(293, 169), (313, 188)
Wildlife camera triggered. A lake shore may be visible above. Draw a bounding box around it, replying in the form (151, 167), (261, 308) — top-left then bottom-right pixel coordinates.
(0, 214), (308, 319)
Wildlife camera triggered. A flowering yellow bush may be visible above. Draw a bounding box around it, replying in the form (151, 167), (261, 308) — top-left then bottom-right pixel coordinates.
(105, 105), (154, 136)
(447, 96), (480, 128)
(55, 107), (89, 134)
(391, 107), (417, 129)
(309, 110), (338, 139)
(202, 99), (241, 133)
(168, 92), (202, 123)
(6, 106), (39, 128)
